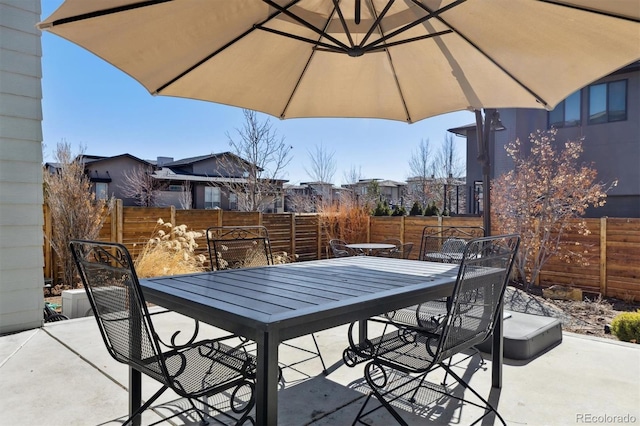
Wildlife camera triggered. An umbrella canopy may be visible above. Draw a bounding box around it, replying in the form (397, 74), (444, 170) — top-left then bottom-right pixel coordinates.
(38, 0), (640, 124)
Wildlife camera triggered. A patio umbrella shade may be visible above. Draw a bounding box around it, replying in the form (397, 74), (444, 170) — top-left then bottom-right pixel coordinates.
(39, 0), (640, 123)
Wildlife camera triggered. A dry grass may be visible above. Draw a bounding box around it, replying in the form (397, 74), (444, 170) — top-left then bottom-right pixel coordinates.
(318, 195), (370, 243)
(134, 219), (207, 278)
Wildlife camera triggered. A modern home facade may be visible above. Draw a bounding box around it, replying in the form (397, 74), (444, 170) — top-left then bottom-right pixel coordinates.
(452, 62), (640, 218)
(47, 152), (289, 212)
(341, 179), (407, 207)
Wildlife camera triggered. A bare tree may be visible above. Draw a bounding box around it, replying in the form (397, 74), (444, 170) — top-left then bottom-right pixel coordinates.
(434, 134), (464, 179)
(433, 134), (466, 214)
(44, 141), (114, 288)
(407, 138), (435, 208)
(119, 165), (165, 206)
(305, 143), (337, 183)
(287, 191), (317, 213)
(342, 165), (363, 185)
(178, 181), (193, 210)
(223, 109), (293, 212)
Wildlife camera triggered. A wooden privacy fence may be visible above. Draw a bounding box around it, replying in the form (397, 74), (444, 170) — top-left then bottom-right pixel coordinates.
(44, 202), (640, 300)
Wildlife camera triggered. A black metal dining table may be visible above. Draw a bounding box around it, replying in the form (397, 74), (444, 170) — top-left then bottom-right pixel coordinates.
(139, 256), (505, 425)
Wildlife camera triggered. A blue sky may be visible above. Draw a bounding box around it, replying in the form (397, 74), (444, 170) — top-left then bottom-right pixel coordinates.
(39, 1), (474, 186)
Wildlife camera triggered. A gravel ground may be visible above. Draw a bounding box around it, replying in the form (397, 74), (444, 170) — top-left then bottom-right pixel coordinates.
(502, 285), (632, 339)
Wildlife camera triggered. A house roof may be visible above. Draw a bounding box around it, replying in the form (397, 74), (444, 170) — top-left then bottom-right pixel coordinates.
(447, 123), (476, 138)
(162, 152), (251, 167)
(80, 153), (154, 167)
(152, 167), (288, 184)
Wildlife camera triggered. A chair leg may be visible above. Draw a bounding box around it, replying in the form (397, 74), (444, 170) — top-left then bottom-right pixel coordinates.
(123, 385), (168, 426)
(310, 333), (328, 374)
(187, 398), (210, 425)
(440, 362), (507, 426)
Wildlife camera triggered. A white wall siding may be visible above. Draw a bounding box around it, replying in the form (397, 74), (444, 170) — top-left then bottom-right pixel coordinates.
(0, 0), (44, 334)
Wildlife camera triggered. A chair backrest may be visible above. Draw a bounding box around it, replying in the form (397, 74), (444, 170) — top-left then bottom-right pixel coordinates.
(373, 238), (403, 257)
(398, 242), (414, 259)
(419, 226), (485, 263)
(206, 226), (273, 270)
(329, 239), (352, 257)
(433, 234), (520, 362)
(69, 240), (168, 383)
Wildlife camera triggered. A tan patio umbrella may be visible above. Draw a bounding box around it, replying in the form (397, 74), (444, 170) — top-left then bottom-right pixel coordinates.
(38, 0), (640, 233)
(38, 1), (640, 122)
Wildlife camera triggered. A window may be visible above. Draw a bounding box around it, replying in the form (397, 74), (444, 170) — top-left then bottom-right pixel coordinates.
(168, 185), (183, 192)
(589, 80), (627, 124)
(229, 192), (238, 211)
(204, 186), (221, 209)
(548, 90), (581, 128)
(95, 182), (109, 200)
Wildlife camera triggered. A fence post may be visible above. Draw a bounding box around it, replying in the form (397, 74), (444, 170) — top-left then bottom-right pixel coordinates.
(290, 212), (296, 258)
(600, 217), (607, 296)
(400, 216), (406, 242)
(316, 214), (322, 260)
(115, 199), (123, 243)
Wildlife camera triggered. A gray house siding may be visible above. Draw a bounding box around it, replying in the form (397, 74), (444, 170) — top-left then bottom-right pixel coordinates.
(461, 65), (640, 218)
(0, 0), (45, 333)
(84, 155), (154, 206)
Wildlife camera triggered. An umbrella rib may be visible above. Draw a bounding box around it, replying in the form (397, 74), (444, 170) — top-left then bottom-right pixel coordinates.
(411, 0), (551, 107)
(537, 0), (639, 23)
(155, 0), (303, 94)
(363, 0), (464, 52)
(256, 25), (345, 52)
(332, 0), (356, 47)
(365, 30), (453, 52)
(360, 0), (396, 47)
(41, 0), (171, 28)
(261, 0), (351, 51)
(365, 1), (412, 122)
(278, 5), (339, 119)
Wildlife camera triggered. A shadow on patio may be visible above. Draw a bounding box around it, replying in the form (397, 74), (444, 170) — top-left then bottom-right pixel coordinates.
(1, 306), (638, 426)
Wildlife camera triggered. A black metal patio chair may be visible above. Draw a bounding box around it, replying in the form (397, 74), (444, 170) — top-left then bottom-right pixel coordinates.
(70, 240), (256, 426)
(371, 238), (402, 257)
(419, 225), (485, 263)
(376, 242), (414, 259)
(343, 234), (520, 426)
(207, 226), (327, 375)
(329, 238), (355, 257)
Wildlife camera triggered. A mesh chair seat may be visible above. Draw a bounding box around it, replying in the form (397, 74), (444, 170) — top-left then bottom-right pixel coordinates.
(70, 240), (256, 426)
(344, 234), (520, 426)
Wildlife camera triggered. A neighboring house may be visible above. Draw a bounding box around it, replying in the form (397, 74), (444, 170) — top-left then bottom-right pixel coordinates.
(284, 181), (344, 212)
(45, 154), (156, 206)
(405, 175), (467, 215)
(451, 62), (640, 218)
(45, 152), (288, 212)
(342, 179), (407, 207)
(153, 152), (287, 212)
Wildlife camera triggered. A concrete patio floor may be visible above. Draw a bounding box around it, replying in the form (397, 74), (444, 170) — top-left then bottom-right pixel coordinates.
(1, 308), (638, 426)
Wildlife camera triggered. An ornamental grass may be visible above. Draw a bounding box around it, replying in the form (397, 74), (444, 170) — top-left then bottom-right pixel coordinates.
(134, 218), (207, 278)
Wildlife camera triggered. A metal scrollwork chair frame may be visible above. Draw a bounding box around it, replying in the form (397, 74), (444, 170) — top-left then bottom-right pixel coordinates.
(343, 234), (520, 426)
(70, 240), (257, 426)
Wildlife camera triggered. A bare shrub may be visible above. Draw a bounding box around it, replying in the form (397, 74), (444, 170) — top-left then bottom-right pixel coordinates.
(44, 142), (114, 288)
(492, 129), (616, 289)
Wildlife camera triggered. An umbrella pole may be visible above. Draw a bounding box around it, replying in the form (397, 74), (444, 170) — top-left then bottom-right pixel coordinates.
(474, 109), (492, 237)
